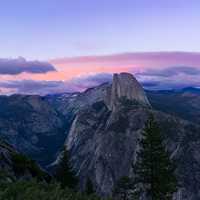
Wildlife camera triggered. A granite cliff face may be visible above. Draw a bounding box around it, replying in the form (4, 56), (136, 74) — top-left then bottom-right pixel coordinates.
(64, 73), (200, 200)
(47, 73), (150, 117)
(109, 73), (150, 109)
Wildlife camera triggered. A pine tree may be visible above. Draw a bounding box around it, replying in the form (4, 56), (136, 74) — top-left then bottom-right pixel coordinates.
(113, 176), (134, 200)
(133, 114), (177, 200)
(85, 178), (95, 195)
(55, 149), (78, 189)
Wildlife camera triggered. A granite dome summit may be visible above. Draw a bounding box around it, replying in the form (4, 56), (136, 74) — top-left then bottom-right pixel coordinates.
(109, 73), (150, 110)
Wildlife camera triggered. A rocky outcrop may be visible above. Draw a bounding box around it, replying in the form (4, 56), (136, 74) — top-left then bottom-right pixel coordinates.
(48, 73), (150, 117)
(109, 73), (150, 110)
(46, 83), (111, 118)
(64, 73), (200, 199)
(66, 97), (200, 199)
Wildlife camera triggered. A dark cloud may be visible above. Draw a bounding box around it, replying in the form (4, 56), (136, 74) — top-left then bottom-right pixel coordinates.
(0, 57), (56, 75)
(139, 66), (200, 77)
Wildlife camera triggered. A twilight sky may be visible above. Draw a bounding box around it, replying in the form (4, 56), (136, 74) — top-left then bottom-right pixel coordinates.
(1, 0), (200, 94)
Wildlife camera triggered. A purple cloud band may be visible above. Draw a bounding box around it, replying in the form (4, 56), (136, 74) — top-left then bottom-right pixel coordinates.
(138, 66), (200, 77)
(0, 73), (113, 95)
(0, 57), (56, 75)
(1, 65), (200, 95)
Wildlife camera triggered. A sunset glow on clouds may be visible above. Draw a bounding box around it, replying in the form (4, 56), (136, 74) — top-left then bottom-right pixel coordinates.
(1, 52), (200, 95)
(1, 0), (200, 95)
(50, 52), (200, 78)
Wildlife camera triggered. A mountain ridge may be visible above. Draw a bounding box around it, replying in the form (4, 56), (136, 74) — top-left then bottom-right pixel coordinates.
(1, 73), (200, 199)
(62, 73), (200, 199)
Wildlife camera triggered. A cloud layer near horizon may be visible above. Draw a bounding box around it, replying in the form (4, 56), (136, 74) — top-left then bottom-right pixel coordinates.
(0, 73), (112, 95)
(0, 67), (200, 95)
(1, 52), (200, 94)
(0, 57), (56, 75)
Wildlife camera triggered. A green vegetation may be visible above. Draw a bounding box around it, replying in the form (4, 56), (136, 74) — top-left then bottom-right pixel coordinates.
(85, 178), (95, 195)
(55, 149), (78, 189)
(0, 180), (102, 200)
(113, 176), (134, 200)
(133, 115), (177, 199)
(11, 153), (49, 181)
(112, 115), (177, 200)
(0, 170), (14, 183)
(0, 150), (103, 200)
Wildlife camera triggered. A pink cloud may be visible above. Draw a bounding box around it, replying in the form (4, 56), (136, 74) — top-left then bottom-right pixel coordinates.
(1, 52), (200, 94)
(4, 52), (200, 83)
(50, 52), (200, 81)
(50, 52), (200, 67)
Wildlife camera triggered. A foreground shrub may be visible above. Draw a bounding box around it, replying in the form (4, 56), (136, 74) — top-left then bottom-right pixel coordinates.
(0, 180), (102, 200)
(11, 153), (50, 181)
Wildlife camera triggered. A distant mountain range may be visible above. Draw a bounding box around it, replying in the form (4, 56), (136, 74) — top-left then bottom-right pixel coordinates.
(0, 95), (67, 166)
(147, 87), (200, 124)
(0, 73), (200, 199)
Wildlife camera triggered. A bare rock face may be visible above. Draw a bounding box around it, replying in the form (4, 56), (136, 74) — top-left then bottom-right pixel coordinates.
(64, 73), (153, 195)
(108, 73), (150, 110)
(66, 99), (200, 199)
(64, 73), (200, 199)
(48, 73), (150, 116)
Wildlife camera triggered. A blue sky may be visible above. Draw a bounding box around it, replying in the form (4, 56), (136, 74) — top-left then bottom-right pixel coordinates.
(0, 0), (200, 94)
(1, 0), (200, 60)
